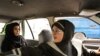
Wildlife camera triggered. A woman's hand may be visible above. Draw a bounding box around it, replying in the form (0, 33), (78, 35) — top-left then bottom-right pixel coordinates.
(95, 48), (100, 55)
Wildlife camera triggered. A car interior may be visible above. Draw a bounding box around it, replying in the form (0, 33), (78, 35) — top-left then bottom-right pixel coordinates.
(0, 0), (100, 56)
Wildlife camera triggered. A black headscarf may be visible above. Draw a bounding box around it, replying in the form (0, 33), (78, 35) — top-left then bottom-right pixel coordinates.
(52, 20), (77, 55)
(5, 22), (20, 40)
(52, 20), (75, 45)
(1, 22), (26, 52)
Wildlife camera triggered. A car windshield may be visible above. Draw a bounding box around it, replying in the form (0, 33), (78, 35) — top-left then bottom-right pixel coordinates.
(55, 17), (100, 39)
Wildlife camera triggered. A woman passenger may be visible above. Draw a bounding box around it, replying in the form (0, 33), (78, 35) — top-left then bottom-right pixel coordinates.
(21, 20), (77, 56)
(37, 20), (78, 56)
(1, 22), (27, 53)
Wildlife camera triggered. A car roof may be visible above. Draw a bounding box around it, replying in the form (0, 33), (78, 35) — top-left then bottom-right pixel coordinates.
(0, 0), (100, 19)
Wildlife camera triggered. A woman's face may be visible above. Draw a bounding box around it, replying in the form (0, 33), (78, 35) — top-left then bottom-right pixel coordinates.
(52, 26), (64, 43)
(13, 25), (20, 36)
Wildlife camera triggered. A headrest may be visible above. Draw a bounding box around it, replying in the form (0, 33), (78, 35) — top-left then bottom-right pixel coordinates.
(39, 29), (54, 44)
(72, 32), (87, 56)
(73, 32), (87, 41)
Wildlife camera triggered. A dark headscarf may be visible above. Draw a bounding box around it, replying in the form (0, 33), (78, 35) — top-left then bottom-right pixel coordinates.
(52, 20), (76, 55)
(52, 20), (75, 45)
(1, 22), (26, 52)
(5, 22), (20, 40)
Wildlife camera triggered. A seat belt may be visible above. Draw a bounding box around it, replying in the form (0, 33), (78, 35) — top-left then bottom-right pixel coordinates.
(47, 42), (68, 56)
(67, 42), (72, 56)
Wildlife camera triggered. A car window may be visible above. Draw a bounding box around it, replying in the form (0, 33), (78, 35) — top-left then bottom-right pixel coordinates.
(0, 23), (5, 35)
(55, 17), (100, 39)
(24, 18), (51, 40)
